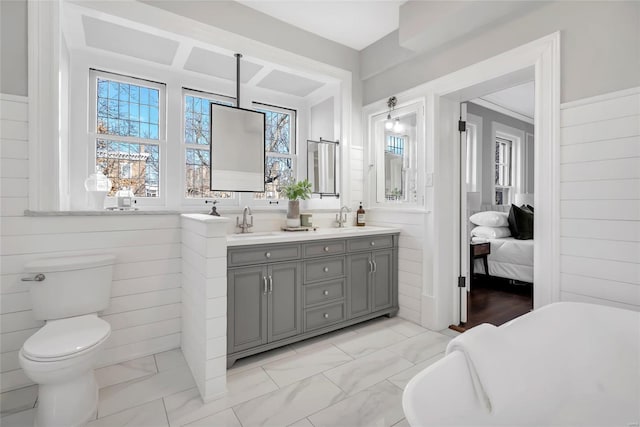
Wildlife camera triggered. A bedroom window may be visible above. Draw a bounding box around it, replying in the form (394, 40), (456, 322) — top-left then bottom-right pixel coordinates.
(495, 136), (513, 205)
(92, 71), (165, 202)
(252, 103), (297, 201)
(183, 89), (236, 203)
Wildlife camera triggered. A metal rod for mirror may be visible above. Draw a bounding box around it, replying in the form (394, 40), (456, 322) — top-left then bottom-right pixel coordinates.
(235, 53), (242, 107)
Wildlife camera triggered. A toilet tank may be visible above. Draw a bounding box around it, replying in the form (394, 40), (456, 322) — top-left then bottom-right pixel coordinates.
(24, 254), (116, 321)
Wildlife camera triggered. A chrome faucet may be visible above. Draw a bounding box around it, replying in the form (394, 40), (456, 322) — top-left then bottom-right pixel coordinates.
(236, 206), (254, 233)
(336, 206), (352, 228)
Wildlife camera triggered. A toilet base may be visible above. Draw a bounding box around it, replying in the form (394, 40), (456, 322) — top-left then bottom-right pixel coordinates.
(35, 371), (98, 427)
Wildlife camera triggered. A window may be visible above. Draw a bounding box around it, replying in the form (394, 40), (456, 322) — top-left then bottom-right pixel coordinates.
(93, 71), (164, 201)
(183, 90), (235, 201)
(252, 103), (297, 200)
(386, 135), (405, 155)
(495, 136), (513, 205)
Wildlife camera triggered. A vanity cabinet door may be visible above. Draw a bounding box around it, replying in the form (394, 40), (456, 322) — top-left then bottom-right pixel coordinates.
(228, 265), (268, 353)
(371, 249), (394, 312)
(347, 252), (372, 319)
(268, 261), (302, 342)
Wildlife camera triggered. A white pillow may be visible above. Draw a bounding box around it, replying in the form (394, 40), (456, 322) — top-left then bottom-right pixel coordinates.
(471, 226), (511, 239)
(469, 211), (509, 227)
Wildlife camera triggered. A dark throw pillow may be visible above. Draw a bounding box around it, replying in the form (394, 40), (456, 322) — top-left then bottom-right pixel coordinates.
(508, 204), (534, 240)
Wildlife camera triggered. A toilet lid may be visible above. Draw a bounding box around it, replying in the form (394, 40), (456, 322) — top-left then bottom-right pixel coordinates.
(22, 315), (111, 360)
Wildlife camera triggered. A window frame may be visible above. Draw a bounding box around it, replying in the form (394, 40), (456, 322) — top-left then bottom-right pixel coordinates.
(491, 121), (525, 207)
(181, 88), (238, 207)
(246, 102), (298, 207)
(88, 69), (167, 207)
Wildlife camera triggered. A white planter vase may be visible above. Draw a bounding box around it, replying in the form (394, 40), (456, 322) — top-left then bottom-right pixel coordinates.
(286, 200), (301, 228)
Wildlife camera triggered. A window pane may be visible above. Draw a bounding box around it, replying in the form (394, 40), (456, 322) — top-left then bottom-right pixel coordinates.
(96, 78), (160, 140)
(183, 93), (234, 200)
(254, 156), (294, 200)
(258, 109), (292, 154)
(96, 139), (160, 197)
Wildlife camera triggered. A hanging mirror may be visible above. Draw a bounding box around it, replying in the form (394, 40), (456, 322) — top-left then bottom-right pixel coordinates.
(307, 138), (338, 196)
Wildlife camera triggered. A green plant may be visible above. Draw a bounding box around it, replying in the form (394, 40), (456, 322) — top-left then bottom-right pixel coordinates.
(283, 179), (312, 201)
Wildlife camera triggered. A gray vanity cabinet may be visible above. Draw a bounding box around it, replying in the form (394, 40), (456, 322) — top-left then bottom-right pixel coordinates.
(227, 258), (302, 355)
(227, 233), (398, 367)
(347, 248), (395, 319)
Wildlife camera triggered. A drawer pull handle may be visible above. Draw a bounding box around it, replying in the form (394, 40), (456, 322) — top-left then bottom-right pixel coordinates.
(323, 267), (329, 273)
(323, 290), (329, 296)
(370, 241), (375, 246)
(21, 273), (45, 282)
(323, 313), (329, 319)
(263, 276), (268, 294)
(268, 276), (273, 293)
(265, 252), (271, 258)
(324, 246), (329, 252)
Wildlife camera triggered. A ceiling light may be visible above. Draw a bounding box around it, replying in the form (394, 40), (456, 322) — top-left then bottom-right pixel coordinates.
(385, 96), (397, 130)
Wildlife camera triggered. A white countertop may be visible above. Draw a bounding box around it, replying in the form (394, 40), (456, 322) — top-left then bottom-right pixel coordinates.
(226, 226), (401, 247)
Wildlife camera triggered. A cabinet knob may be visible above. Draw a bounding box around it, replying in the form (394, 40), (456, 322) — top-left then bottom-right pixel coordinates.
(324, 246), (329, 252)
(265, 252), (271, 258)
(323, 313), (329, 319)
(370, 241), (375, 246)
(323, 290), (329, 296)
(323, 267), (329, 273)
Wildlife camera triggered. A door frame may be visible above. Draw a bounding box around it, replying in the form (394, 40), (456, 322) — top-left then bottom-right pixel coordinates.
(426, 32), (561, 329)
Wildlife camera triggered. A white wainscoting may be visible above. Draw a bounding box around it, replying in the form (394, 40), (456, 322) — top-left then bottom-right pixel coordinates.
(0, 95), (182, 394)
(559, 87), (640, 310)
(366, 209), (425, 324)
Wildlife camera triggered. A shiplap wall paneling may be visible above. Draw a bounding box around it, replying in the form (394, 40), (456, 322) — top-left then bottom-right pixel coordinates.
(366, 210), (424, 323)
(351, 146), (365, 205)
(559, 88), (640, 310)
(0, 215), (182, 393)
(0, 95), (29, 217)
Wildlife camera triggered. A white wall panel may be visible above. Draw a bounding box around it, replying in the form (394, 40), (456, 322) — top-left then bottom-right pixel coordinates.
(560, 89), (640, 310)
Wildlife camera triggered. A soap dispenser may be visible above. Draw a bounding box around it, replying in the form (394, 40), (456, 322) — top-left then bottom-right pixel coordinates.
(356, 202), (366, 226)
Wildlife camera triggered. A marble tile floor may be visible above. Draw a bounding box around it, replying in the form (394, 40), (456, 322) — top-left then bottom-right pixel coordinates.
(0, 317), (457, 427)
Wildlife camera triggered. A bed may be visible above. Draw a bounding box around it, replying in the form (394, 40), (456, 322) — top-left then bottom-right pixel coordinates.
(471, 236), (533, 283)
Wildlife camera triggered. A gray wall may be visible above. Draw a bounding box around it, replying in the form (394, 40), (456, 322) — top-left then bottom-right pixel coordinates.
(310, 97), (335, 142)
(0, 0), (28, 96)
(362, 1), (640, 104)
(467, 102), (535, 205)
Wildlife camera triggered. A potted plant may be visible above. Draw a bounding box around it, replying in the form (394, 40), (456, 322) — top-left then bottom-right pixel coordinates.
(283, 179), (312, 227)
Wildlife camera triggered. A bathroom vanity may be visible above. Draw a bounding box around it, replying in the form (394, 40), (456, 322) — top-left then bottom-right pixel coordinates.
(226, 227), (400, 367)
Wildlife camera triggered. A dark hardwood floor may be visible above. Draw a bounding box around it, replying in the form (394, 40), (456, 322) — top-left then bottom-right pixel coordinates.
(459, 275), (533, 331)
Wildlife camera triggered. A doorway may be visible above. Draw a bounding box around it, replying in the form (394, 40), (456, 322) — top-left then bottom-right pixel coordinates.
(426, 31), (560, 330)
(456, 83), (536, 330)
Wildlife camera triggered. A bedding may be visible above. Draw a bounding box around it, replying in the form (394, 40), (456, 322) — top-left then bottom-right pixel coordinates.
(469, 211), (509, 227)
(471, 236), (533, 283)
(508, 204), (534, 240)
(471, 226), (511, 239)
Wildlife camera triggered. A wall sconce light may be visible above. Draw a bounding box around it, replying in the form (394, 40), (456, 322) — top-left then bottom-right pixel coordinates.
(385, 96), (397, 130)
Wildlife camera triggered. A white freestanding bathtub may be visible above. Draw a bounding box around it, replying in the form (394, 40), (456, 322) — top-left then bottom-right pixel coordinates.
(403, 302), (640, 426)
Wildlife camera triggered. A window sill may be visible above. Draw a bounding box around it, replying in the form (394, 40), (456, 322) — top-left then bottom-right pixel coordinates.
(24, 209), (180, 217)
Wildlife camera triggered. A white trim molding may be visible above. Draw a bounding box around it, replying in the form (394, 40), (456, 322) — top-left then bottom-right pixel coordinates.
(28, 0), (61, 211)
(471, 97), (534, 125)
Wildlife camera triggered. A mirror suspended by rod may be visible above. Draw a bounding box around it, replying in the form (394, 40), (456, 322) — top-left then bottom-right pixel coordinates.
(209, 53), (266, 192)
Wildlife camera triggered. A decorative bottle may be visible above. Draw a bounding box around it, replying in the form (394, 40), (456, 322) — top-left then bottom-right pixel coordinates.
(356, 202), (366, 226)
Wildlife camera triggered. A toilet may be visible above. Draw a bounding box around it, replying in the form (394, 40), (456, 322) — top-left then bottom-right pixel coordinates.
(19, 254), (115, 427)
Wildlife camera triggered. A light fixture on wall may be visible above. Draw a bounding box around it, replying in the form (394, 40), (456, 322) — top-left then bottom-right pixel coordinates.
(385, 96), (404, 133)
(385, 96), (397, 130)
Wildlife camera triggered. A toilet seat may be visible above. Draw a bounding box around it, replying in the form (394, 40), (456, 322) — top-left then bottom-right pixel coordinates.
(22, 315), (111, 362)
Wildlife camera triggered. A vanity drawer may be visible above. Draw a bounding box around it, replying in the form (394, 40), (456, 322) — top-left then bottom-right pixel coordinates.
(347, 235), (394, 252)
(304, 279), (345, 307)
(305, 302), (346, 332)
(304, 257), (345, 283)
(303, 240), (346, 258)
(228, 244), (301, 267)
